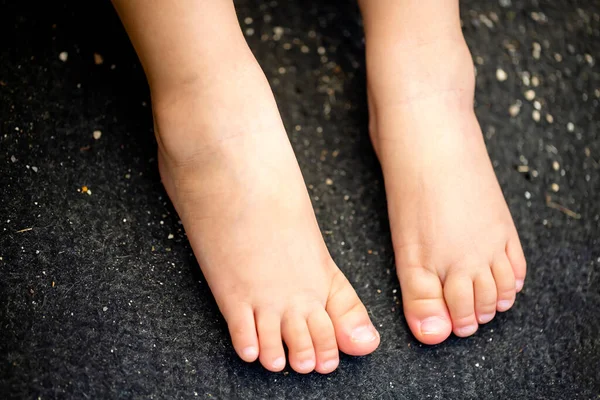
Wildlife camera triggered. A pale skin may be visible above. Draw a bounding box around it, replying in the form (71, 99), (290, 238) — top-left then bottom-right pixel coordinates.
(112, 0), (527, 373)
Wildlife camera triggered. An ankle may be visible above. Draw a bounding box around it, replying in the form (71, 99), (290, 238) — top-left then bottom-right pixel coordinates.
(151, 56), (270, 166)
(150, 42), (260, 113)
(365, 33), (475, 109)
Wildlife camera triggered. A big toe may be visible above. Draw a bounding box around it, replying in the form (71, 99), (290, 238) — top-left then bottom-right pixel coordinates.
(326, 270), (380, 356)
(226, 303), (259, 363)
(398, 266), (453, 345)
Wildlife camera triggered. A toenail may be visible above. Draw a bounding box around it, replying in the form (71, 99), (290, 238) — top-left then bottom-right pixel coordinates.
(298, 359), (315, 371)
(497, 300), (513, 311)
(478, 313), (495, 324)
(456, 324), (478, 336)
(420, 317), (447, 335)
(351, 324), (379, 343)
(272, 356), (286, 370)
(516, 280), (524, 291)
(321, 359), (338, 372)
(242, 346), (258, 360)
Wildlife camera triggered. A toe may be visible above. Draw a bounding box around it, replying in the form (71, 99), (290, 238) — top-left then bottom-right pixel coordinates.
(506, 235), (527, 292)
(326, 270), (380, 356)
(443, 272), (478, 337)
(398, 266), (452, 344)
(492, 255), (516, 312)
(226, 304), (259, 362)
(307, 308), (339, 374)
(474, 269), (497, 324)
(256, 310), (286, 372)
(281, 313), (316, 374)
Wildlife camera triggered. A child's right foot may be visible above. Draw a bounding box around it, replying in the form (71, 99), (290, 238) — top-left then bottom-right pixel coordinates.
(152, 55), (379, 374)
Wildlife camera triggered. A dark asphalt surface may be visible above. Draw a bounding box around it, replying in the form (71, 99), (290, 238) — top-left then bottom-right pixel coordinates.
(1, 0), (599, 398)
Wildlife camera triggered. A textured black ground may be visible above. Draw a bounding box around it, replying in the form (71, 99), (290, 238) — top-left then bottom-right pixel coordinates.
(1, 0), (599, 398)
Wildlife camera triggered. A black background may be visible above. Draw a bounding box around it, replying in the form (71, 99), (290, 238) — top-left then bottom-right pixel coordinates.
(1, 0), (599, 398)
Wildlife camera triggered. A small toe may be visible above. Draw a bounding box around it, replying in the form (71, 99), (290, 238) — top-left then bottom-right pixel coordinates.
(281, 313), (316, 374)
(226, 304), (259, 363)
(474, 269), (497, 324)
(256, 310), (286, 372)
(307, 308), (340, 374)
(398, 266), (452, 344)
(506, 236), (527, 292)
(491, 255), (516, 312)
(443, 272), (478, 337)
(326, 271), (380, 356)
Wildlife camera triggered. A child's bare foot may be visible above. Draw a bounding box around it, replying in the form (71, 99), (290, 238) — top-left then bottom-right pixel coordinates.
(152, 57), (379, 373)
(114, 0), (378, 374)
(360, 1), (526, 344)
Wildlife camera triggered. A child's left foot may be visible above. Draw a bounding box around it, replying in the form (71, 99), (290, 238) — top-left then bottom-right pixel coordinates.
(364, 30), (527, 344)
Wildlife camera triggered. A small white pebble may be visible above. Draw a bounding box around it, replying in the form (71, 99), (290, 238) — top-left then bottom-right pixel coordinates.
(545, 114), (554, 123)
(244, 17), (253, 24)
(531, 76), (540, 87)
(475, 363), (480, 367)
(479, 14), (494, 29)
(554, 53), (563, 62)
(524, 191), (532, 199)
(532, 110), (541, 122)
(496, 68), (508, 82)
(584, 54), (594, 66)
(103, 306), (108, 312)
(532, 42), (541, 59)
(31, 166), (38, 173)
(551, 183), (560, 192)
(567, 122), (575, 132)
(552, 161), (560, 171)
(168, 233), (174, 239)
(59, 51), (68, 62)
(93, 130), (102, 140)
(325, 178), (333, 185)
(317, 46), (326, 55)
(509, 102), (521, 117)
(123, 218), (127, 223)
(300, 45), (309, 53)
(524, 90), (536, 101)
(245, 28), (255, 36)
(273, 26), (284, 36)
(278, 66), (286, 74)
(533, 101), (542, 110)
(10, 155), (17, 163)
